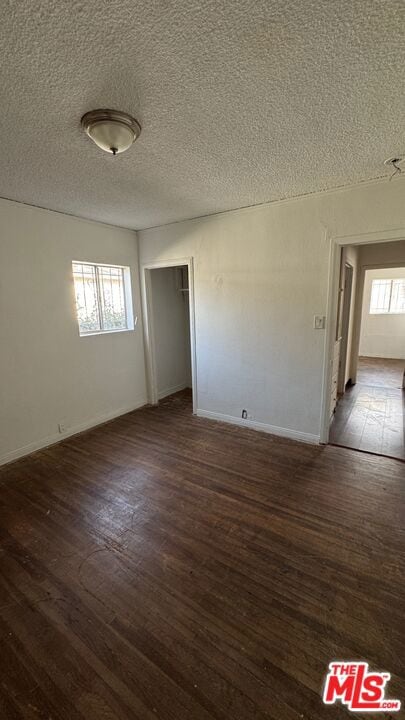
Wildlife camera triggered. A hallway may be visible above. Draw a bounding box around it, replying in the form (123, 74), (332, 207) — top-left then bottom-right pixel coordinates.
(329, 357), (405, 460)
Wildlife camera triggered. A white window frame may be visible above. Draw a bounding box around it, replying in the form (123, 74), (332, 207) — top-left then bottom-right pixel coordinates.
(369, 277), (405, 315)
(72, 261), (135, 336)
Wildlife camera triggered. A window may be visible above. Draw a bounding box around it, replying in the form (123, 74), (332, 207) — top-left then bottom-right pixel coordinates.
(72, 262), (134, 335)
(369, 278), (405, 314)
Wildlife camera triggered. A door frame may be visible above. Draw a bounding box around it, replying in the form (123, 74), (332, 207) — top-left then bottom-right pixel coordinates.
(337, 261), (354, 394)
(319, 228), (405, 444)
(140, 257), (198, 414)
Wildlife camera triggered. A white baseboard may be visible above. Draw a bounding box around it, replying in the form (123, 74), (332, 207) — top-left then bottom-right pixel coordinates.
(359, 353), (405, 360)
(158, 382), (189, 400)
(1, 400), (319, 468)
(0, 398), (147, 467)
(196, 409), (320, 445)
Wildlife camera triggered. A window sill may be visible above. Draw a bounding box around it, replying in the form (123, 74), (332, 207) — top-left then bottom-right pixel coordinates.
(79, 327), (134, 337)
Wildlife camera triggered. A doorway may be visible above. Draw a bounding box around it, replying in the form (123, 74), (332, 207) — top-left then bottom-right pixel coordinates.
(321, 235), (405, 457)
(141, 258), (197, 413)
(328, 258), (405, 460)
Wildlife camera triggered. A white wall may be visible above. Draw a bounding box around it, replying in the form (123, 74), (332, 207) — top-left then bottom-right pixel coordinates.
(150, 266), (191, 398)
(359, 239), (405, 267)
(3, 177), (405, 460)
(0, 198), (147, 464)
(139, 177), (405, 442)
(359, 267), (405, 359)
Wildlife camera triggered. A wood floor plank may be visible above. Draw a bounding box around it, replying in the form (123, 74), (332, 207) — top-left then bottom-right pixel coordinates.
(0, 390), (404, 719)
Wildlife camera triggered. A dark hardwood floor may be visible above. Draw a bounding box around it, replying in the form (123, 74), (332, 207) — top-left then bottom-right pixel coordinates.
(0, 390), (404, 719)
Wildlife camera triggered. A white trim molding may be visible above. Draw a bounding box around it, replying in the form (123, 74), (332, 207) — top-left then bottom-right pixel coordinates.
(197, 409), (320, 445)
(0, 398), (147, 467)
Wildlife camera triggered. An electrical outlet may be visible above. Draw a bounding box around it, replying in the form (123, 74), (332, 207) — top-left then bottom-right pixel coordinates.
(58, 422), (66, 434)
(242, 409), (248, 419)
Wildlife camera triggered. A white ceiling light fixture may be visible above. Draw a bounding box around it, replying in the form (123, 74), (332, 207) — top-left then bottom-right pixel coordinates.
(81, 109), (141, 155)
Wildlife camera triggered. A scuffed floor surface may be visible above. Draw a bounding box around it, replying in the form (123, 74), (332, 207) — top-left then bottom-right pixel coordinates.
(330, 357), (405, 460)
(0, 391), (404, 719)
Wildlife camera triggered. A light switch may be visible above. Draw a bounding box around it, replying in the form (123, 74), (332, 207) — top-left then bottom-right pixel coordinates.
(314, 315), (326, 329)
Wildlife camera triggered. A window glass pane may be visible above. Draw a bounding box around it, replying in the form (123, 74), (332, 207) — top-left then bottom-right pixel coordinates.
(390, 279), (405, 313)
(72, 262), (131, 335)
(72, 263), (101, 333)
(98, 266), (127, 330)
(369, 279), (391, 314)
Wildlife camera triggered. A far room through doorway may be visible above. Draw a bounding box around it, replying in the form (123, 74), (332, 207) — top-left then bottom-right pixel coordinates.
(329, 244), (405, 461)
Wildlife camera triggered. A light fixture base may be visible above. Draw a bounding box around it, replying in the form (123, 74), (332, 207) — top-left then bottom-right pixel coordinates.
(81, 109), (141, 155)
(384, 156), (404, 167)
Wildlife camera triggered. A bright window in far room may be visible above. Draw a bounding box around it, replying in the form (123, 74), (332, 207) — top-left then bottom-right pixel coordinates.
(72, 262), (134, 335)
(369, 278), (405, 315)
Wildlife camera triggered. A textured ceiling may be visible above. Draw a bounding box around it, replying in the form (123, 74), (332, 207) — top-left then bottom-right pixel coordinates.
(1, 0), (405, 230)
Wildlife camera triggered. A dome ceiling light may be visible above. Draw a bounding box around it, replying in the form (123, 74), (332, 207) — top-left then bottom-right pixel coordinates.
(81, 109), (141, 155)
